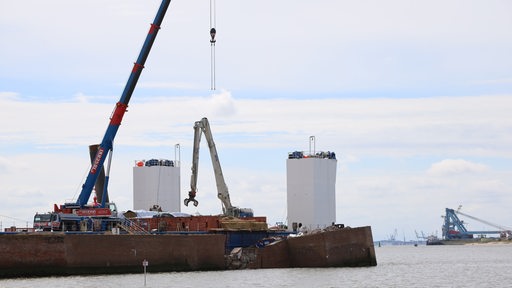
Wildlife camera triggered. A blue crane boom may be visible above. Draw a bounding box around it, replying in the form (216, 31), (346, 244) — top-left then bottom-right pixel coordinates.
(75, 0), (172, 208)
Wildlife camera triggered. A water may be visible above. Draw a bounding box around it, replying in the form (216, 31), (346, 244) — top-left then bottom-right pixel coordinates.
(2, 244), (511, 287)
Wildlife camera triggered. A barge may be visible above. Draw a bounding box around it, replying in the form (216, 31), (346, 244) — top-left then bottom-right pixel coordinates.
(0, 225), (376, 278)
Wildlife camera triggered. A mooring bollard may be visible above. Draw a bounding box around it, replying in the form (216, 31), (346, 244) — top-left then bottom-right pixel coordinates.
(143, 259), (149, 286)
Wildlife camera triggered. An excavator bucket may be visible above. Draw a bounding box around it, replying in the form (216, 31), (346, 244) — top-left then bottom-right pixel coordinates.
(184, 191), (199, 207)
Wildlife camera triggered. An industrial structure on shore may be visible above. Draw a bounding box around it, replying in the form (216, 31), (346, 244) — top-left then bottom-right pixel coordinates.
(427, 206), (512, 245)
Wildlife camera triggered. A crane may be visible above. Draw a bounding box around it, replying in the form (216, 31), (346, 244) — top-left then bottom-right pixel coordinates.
(442, 207), (512, 240)
(442, 208), (471, 239)
(184, 117), (253, 218)
(74, 0), (171, 209)
(34, 0), (172, 232)
(455, 208), (512, 237)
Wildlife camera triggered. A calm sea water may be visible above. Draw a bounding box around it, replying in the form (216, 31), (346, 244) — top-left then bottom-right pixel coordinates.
(2, 244), (511, 287)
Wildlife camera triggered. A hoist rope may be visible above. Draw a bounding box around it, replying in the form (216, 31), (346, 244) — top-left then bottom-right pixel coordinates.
(210, 0), (216, 29)
(211, 42), (216, 90)
(210, 0), (216, 90)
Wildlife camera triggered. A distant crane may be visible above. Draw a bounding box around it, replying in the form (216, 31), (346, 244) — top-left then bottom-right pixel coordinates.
(415, 230), (428, 240)
(456, 208), (512, 237)
(388, 229), (398, 241)
(442, 207), (512, 240)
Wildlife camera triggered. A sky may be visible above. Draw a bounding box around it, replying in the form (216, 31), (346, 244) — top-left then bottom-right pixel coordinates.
(1, 0), (511, 241)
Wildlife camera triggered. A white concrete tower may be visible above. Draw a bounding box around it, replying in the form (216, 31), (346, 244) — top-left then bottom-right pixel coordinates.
(287, 137), (337, 232)
(133, 158), (181, 212)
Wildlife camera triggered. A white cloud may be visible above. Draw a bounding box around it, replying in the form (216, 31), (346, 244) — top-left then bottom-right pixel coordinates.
(476, 78), (512, 85)
(138, 81), (199, 90)
(73, 93), (91, 103)
(0, 92), (18, 100)
(427, 159), (489, 176)
(1, 93), (511, 156)
(208, 90), (236, 117)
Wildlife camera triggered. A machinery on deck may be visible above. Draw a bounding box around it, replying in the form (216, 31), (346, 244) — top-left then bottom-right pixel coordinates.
(442, 207), (512, 240)
(184, 117), (253, 218)
(34, 0), (172, 232)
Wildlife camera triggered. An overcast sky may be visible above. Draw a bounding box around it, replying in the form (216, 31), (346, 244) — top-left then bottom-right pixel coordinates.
(1, 0), (511, 241)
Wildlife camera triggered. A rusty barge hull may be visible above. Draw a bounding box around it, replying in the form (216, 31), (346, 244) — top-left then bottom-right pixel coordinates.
(228, 226), (376, 269)
(0, 233), (226, 277)
(0, 226), (376, 278)
(274, 226), (376, 268)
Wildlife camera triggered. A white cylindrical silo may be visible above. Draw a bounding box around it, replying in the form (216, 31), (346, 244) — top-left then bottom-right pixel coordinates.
(133, 159), (181, 212)
(287, 150), (337, 232)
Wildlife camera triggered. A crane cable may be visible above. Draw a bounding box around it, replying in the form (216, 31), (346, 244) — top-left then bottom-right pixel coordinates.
(210, 0), (217, 90)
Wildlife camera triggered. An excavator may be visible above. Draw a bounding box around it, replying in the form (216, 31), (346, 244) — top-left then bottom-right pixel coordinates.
(184, 117), (253, 218)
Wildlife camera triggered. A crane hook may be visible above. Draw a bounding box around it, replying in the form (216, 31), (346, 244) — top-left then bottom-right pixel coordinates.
(210, 28), (216, 44)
